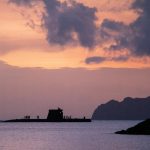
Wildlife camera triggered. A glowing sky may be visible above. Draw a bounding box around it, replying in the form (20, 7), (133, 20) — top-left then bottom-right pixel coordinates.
(0, 0), (150, 119)
(0, 0), (149, 69)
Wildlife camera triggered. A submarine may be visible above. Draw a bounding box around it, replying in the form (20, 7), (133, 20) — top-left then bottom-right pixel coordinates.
(4, 108), (91, 122)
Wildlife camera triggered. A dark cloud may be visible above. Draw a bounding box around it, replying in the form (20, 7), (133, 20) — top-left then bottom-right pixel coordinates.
(110, 56), (129, 62)
(100, 19), (133, 51)
(85, 55), (129, 64)
(101, 19), (127, 32)
(85, 56), (106, 64)
(100, 0), (150, 57)
(130, 0), (150, 56)
(9, 0), (97, 49)
(43, 0), (97, 48)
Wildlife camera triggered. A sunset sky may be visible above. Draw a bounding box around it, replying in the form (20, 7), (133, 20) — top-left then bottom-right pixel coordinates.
(0, 0), (150, 119)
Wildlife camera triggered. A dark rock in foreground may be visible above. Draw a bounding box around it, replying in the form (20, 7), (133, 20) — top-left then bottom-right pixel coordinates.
(92, 96), (150, 120)
(115, 119), (150, 135)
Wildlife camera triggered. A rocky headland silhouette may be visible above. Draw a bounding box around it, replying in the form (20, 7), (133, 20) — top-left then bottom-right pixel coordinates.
(115, 119), (150, 135)
(92, 96), (150, 120)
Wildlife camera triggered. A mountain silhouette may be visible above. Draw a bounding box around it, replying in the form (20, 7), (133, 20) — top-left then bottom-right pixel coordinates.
(92, 96), (150, 120)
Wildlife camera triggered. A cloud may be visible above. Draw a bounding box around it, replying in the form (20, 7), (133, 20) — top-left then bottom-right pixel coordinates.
(130, 0), (150, 56)
(85, 56), (106, 64)
(9, 0), (97, 49)
(101, 19), (127, 32)
(111, 56), (129, 62)
(100, 0), (150, 57)
(8, 0), (36, 7)
(85, 55), (129, 64)
(100, 19), (133, 51)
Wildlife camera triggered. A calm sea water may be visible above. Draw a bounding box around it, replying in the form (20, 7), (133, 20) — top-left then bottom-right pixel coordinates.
(0, 121), (150, 150)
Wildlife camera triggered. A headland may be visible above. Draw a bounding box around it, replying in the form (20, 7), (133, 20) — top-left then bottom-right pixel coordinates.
(115, 119), (150, 135)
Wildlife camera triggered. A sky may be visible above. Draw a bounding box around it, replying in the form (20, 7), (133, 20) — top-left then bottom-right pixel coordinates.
(0, 0), (150, 119)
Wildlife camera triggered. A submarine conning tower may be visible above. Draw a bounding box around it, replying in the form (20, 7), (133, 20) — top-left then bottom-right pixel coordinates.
(47, 107), (63, 121)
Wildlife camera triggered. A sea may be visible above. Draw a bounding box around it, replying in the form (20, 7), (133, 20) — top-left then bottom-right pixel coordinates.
(0, 121), (150, 150)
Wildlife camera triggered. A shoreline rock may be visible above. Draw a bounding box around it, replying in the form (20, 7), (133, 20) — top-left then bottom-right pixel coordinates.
(115, 119), (150, 135)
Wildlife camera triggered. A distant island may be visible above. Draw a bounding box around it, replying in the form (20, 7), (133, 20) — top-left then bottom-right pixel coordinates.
(4, 108), (91, 122)
(92, 96), (150, 120)
(115, 119), (150, 135)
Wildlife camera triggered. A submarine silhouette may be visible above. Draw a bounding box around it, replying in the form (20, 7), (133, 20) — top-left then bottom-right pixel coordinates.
(4, 108), (91, 122)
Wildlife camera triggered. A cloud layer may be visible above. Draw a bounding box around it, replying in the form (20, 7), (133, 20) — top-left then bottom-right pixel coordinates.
(8, 0), (150, 64)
